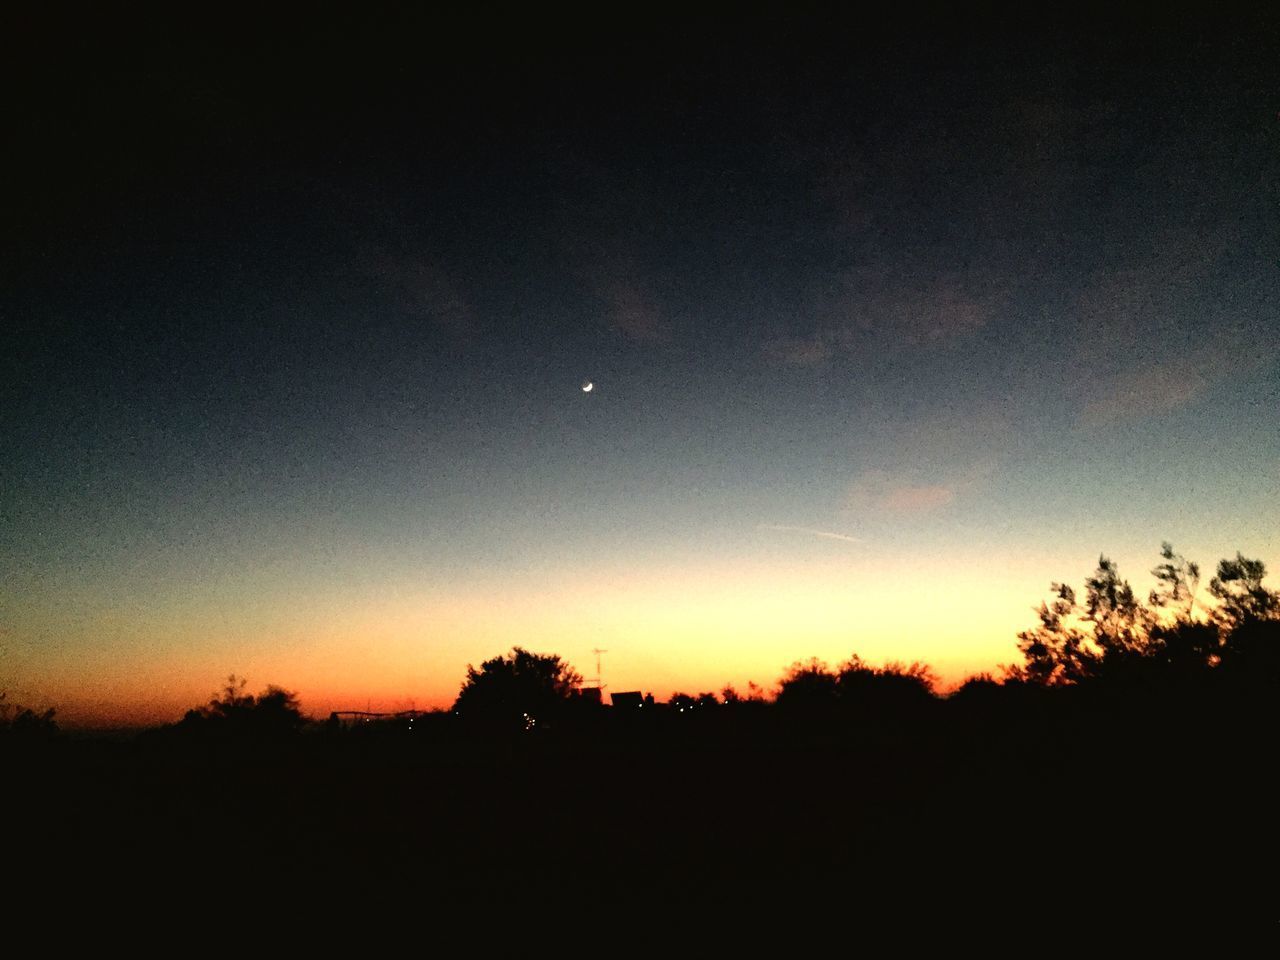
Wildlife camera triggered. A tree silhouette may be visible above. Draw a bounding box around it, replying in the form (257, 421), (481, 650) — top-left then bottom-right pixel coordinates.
(452, 647), (583, 731)
(206, 674), (253, 717)
(177, 674), (305, 737)
(1149, 541), (1201, 623)
(1013, 544), (1278, 685)
(1082, 556), (1150, 657)
(1012, 581), (1096, 685)
(668, 692), (719, 713)
(0, 690), (58, 741)
(1148, 620), (1222, 675)
(1013, 550), (1169, 683)
(1208, 554), (1279, 628)
(721, 682), (767, 704)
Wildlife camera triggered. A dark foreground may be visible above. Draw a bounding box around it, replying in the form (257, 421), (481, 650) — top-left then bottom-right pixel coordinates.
(6, 689), (1275, 917)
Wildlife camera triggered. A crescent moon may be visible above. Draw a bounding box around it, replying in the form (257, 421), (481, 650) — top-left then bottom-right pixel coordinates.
(582, 381), (594, 392)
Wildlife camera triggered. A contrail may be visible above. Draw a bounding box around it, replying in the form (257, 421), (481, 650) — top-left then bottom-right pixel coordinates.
(758, 524), (865, 545)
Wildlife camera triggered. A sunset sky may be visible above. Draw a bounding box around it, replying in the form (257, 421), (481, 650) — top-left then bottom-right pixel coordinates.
(4, 10), (1278, 725)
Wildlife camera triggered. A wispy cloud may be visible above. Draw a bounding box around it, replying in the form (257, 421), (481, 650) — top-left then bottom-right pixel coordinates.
(594, 274), (670, 343)
(357, 247), (472, 335)
(834, 269), (1002, 348)
(760, 266), (1008, 370)
(1067, 226), (1277, 427)
(879, 485), (955, 512)
(762, 335), (833, 367)
(1076, 341), (1276, 428)
(1079, 361), (1210, 426)
(845, 469), (958, 516)
(758, 524), (865, 544)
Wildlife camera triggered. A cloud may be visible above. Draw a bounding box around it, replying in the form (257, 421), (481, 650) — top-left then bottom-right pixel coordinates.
(1067, 225), (1276, 426)
(762, 335), (832, 367)
(1076, 342), (1273, 427)
(879, 485), (955, 512)
(771, 266), (1007, 368)
(1079, 362), (1211, 426)
(846, 469), (957, 516)
(835, 269), (1001, 347)
(837, 405), (1006, 523)
(597, 277), (668, 343)
(757, 524), (864, 545)
(359, 248), (472, 335)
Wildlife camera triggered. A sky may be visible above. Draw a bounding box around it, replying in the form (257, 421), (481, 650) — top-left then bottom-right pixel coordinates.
(3, 9), (1278, 725)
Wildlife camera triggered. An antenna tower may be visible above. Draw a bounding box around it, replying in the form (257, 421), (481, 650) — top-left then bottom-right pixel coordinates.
(591, 647), (608, 691)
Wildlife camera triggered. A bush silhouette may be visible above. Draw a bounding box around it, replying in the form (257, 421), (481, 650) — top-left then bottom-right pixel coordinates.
(175, 675), (306, 738)
(775, 658), (839, 711)
(0, 691), (58, 742)
(837, 655), (936, 719)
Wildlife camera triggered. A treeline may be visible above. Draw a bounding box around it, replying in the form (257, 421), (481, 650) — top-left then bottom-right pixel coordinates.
(4, 542), (1276, 745)
(431, 542), (1279, 734)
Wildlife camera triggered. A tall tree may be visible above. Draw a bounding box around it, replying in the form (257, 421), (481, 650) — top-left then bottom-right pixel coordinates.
(1148, 542), (1201, 624)
(1083, 556), (1149, 657)
(1208, 554), (1279, 627)
(1013, 582), (1097, 685)
(1014, 552), (1162, 683)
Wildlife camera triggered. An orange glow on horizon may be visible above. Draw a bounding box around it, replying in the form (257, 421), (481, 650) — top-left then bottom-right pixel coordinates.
(21, 551), (1049, 727)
